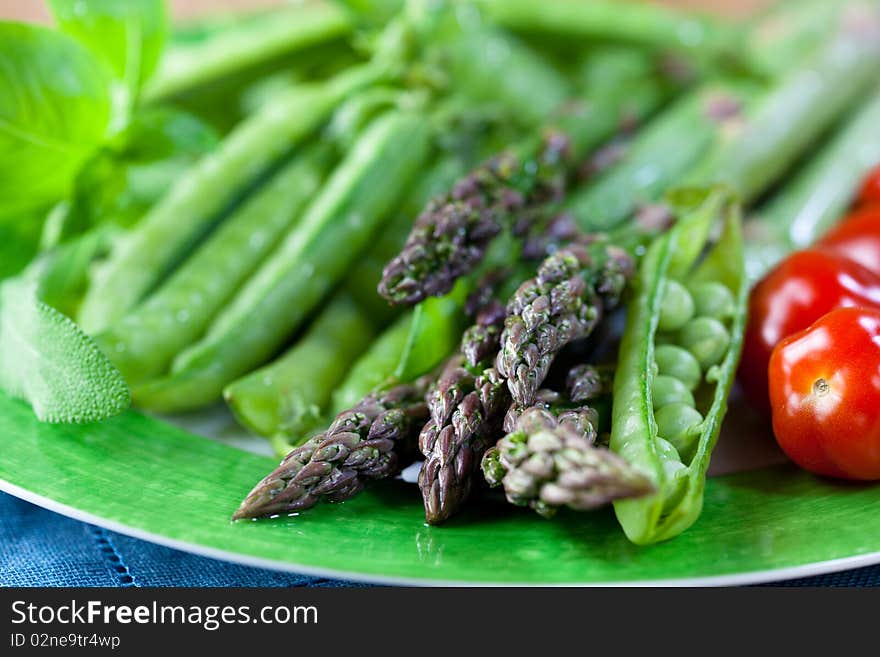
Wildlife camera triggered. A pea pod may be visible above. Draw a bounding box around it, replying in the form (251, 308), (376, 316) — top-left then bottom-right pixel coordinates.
(609, 188), (747, 544)
(224, 292), (376, 440)
(133, 109), (431, 412)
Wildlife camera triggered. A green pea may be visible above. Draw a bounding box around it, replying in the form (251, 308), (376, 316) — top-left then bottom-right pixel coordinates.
(690, 282), (735, 320)
(657, 279), (695, 332)
(654, 344), (702, 391)
(655, 403), (703, 464)
(679, 316), (730, 369)
(655, 436), (682, 463)
(652, 375), (695, 410)
(655, 437), (688, 509)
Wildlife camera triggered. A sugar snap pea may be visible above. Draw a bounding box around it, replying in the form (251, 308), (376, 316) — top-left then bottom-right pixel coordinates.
(95, 147), (328, 384)
(78, 64), (379, 333)
(224, 292), (376, 440)
(133, 110), (431, 412)
(144, 1), (353, 102)
(610, 188), (747, 544)
(223, 153), (469, 439)
(330, 312), (414, 415)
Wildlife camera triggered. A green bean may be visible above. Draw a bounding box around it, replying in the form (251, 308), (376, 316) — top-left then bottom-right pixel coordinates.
(331, 312), (413, 415)
(654, 345), (701, 392)
(133, 110), (431, 412)
(655, 403), (703, 465)
(610, 189), (747, 544)
(689, 281), (735, 321)
(657, 280), (694, 333)
(95, 148), (327, 384)
(224, 292), (376, 440)
(78, 64), (379, 333)
(652, 375), (695, 411)
(679, 317), (730, 370)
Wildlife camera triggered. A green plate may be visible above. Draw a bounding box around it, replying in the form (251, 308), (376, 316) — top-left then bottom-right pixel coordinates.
(2, 391), (880, 585)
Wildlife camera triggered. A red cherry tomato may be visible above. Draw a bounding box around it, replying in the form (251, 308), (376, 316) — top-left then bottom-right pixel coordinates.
(856, 163), (880, 207)
(739, 249), (880, 414)
(768, 306), (880, 480)
(817, 205), (880, 275)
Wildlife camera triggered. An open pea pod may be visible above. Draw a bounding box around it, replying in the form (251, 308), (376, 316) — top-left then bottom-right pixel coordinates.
(610, 187), (747, 545)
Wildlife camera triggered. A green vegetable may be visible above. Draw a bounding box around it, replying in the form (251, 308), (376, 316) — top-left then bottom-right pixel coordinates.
(565, 81), (759, 233)
(689, 281), (735, 321)
(657, 279), (695, 333)
(678, 316), (730, 369)
(610, 189), (747, 544)
(688, 20), (880, 201)
(0, 278), (129, 423)
(224, 292), (376, 440)
(745, 86), (880, 281)
(134, 110), (431, 411)
(653, 345), (702, 392)
(331, 312), (413, 414)
(652, 375), (695, 410)
(479, 0), (738, 59)
(44, 107), (219, 247)
(48, 0), (168, 119)
(144, 1), (351, 102)
(655, 403), (703, 464)
(78, 64), (379, 332)
(0, 22), (111, 218)
(443, 23), (571, 127)
(95, 147), (326, 384)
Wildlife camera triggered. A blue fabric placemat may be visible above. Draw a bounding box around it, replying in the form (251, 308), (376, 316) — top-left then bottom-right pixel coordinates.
(1, 491), (878, 587)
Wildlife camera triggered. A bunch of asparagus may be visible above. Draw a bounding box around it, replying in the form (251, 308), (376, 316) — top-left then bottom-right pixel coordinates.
(27, 0), (880, 534)
(231, 0), (880, 527)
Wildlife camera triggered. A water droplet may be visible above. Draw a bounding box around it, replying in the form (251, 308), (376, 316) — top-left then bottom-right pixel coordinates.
(176, 310), (190, 323)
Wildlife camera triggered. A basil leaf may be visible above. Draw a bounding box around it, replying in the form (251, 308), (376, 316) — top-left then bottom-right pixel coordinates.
(0, 278), (130, 423)
(0, 22), (111, 217)
(48, 0), (168, 107)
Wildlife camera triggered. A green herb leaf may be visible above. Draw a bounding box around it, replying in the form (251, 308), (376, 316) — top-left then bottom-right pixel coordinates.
(0, 278), (130, 423)
(48, 0), (168, 111)
(0, 206), (49, 281)
(0, 22), (111, 218)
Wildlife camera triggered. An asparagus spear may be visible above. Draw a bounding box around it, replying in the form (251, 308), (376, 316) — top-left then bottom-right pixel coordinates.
(378, 78), (667, 306)
(78, 64), (379, 333)
(482, 406), (653, 518)
(418, 359), (510, 524)
(224, 293), (377, 440)
(496, 242), (635, 407)
(135, 110), (431, 412)
(232, 377), (431, 520)
(95, 147), (328, 384)
(144, 1), (353, 102)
